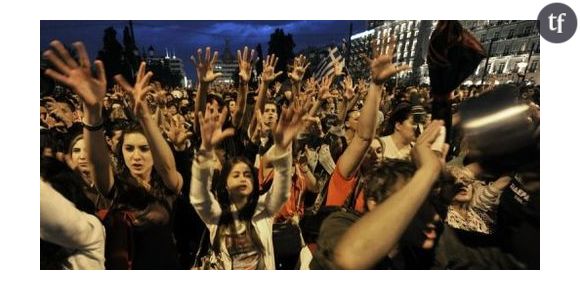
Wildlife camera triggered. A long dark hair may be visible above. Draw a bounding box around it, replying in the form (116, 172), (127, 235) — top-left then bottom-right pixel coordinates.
(115, 123), (171, 210)
(212, 156), (264, 253)
(115, 123), (161, 189)
(385, 102), (412, 136)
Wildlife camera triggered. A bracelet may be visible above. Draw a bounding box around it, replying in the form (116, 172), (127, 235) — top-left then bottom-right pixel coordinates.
(83, 120), (104, 131)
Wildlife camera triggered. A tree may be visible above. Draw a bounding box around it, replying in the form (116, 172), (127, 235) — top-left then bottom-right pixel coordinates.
(267, 29), (296, 83)
(255, 43), (264, 80)
(97, 27), (131, 89)
(123, 26), (141, 80)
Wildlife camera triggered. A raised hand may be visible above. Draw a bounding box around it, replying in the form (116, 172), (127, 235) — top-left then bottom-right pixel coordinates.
(318, 75), (333, 101)
(43, 41), (106, 110)
(288, 55), (310, 83)
(150, 82), (168, 106)
(357, 78), (368, 96)
(191, 47), (223, 84)
(114, 62), (154, 118)
(331, 57), (345, 77)
(112, 84), (125, 99)
(250, 109), (265, 143)
(274, 81), (283, 94)
(305, 77), (317, 94)
(198, 102), (235, 151)
(340, 75), (357, 101)
(261, 54), (282, 84)
(45, 98), (70, 123)
(364, 35), (411, 85)
(273, 94), (313, 150)
(164, 116), (193, 151)
(238, 46), (256, 84)
(411, 120), (445, 174)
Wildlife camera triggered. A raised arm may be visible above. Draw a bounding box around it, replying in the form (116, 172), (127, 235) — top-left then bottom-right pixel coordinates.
(192, 47), (222, 133)
(43, 41), (114, 195)
(249, 54), (282, 135)
(308, 75), (333, 117)
(337, 36), (410, 179)
(288, 55), (310, 100)
(115, 62), (183, 194)
(190, 105), (235, 225)
(262, 96), (313, 215)
(333, 120), (445, 269)
(337, 75), (359, 122)
(40, 179), (105, 265)
(232, 46), (255, 128)
(164, 116), (193, 152)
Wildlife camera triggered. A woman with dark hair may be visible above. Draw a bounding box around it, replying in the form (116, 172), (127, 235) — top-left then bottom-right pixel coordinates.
(65, 134), (111, 210)
(190, 97), (311, 270)
(43, 41), (183, 269)
(379, 102), (416, 160)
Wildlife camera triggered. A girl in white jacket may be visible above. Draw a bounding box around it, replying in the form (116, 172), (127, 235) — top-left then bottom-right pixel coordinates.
(190, 97), (311, 270)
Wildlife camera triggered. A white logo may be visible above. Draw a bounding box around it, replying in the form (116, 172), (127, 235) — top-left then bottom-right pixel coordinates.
(538, 3), (577, 43)
(549, 12), (567, 34)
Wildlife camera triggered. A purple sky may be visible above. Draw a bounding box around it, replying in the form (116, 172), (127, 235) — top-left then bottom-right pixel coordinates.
(41, 20), (367, 78)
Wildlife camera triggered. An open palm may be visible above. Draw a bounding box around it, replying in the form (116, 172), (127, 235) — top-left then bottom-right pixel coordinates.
(364, 36), (410, 85)
(165, 117), (193, 149)
(198, 104), (235, 151)
(238, 46), (255, 83)
(43, 41), (106, 109)
(192, 47), (223, 84)
(288, 55), (310, 83)
(115, 62), (154, 118)
(273, 96), (313, 149)
(261, 54), (282, 84)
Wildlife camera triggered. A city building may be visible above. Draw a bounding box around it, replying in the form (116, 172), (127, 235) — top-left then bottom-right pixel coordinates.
(349, 20), (540, 86)
(350, 20), (437, 85)
(143, 47), (187, 87)
(461, 20), (540, 85)
(213, 39), (238, 85)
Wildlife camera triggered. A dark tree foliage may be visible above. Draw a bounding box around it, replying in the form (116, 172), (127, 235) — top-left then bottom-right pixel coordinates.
(97, 27), (131, 89)
(255, 43), (264, 77)
(123, 26), (141, 81)
(267, 29), (296, 83)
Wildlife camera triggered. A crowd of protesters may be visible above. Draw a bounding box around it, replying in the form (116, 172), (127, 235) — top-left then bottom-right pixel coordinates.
(40, 21), (540, 270)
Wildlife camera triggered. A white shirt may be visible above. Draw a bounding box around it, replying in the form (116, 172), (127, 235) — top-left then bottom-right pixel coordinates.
(40, 180), (106, 270)
(379, 135), (412, 160)
(190, 145), (292, 270)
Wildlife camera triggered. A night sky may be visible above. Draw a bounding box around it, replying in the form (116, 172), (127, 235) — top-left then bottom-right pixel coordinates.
(40, 20), (367, 78)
